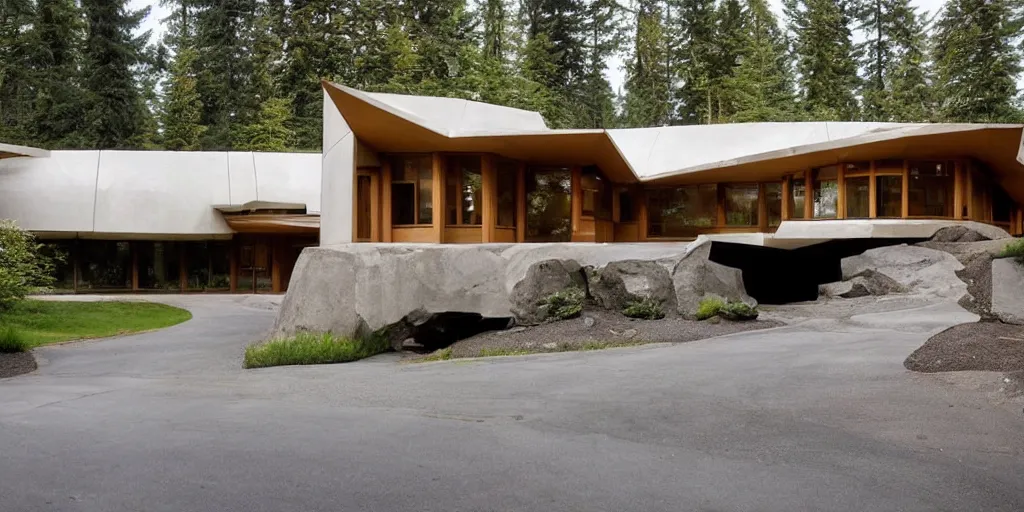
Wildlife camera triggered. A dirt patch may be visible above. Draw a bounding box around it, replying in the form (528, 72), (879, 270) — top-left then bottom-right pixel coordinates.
(905, 322), (1024, 373)
(0, 352), (36, 378)
(413, 309), (782, 360)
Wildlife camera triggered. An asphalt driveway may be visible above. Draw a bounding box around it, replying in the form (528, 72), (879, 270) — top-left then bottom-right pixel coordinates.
(0, 295), (1022, 511)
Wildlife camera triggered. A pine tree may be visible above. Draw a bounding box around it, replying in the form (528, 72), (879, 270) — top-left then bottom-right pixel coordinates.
(710, 0), (746, 122)
(521, 0), (588, 109)
(234, 97), (295, 152)
(854, 0), (932, 121)
(482, 0), (508, 60)
(0, 0), (37, 145)
(722, 0), (798, 122)
(577, 0), (624, 128)
(785, 0), (860, 120)
(933, 0), (1023, 122)
(669, 0), (717, 124)
(27, 0), (89, 147)
(80, 0), (149, 148)
(161, 47), (205, 150)
(622, 0), (671, 127)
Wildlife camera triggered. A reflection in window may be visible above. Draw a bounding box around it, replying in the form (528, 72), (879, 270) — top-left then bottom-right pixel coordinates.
(813, 166), (838, 218)
(78, 240), (132, 290)
(876, 175), (902, 217)
(40, 241), (74, 290)
(137, 241), (180, 290)
(445, 156), (482, 226)
(724, 184), (759, 226)
(581, 167), (612, 219)
(908, 160), (954, 217)
(789, 173), (806, 219)
(496, 160), (517, 228)
(647, 184), (718, 237)
(764, 183), (782, 227)
(185, 241), (231, 291)
(526, 167), (572, 242)
(845, 176), (870, 218)
(391, 154), (433, 225)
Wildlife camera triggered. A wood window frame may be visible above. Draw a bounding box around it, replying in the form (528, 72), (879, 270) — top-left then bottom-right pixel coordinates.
(388, 154), (434, 227)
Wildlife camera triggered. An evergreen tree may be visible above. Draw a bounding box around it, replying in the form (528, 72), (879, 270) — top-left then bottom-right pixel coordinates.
(0, 0), (37, 145)
(885, 5), (932, 121)
(722, 0), (798, 122)
(80, 0), (150, 148)
(669, 0), (717, 124)
(27, 0), (88, 147)
(933, 0), (1023, 122)
(622, 0), (671, 127)
(482, 0), (508, 60)
(710, 0), (746, 122)
(854, 0), (932, 121)
(577, 0), (624, 128)
(784, 0), (860, 119)
(521, 0), (588, 106)
(234, 97), (295, 151)
(161, 47), (205, 150)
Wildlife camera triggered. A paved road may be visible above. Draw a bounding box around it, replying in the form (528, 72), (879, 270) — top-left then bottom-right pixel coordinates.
(1, 296), (1022, 512)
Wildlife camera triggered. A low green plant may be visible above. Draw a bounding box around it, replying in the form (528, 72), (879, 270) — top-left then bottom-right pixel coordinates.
(543, 287), (585, 320)
(622, 297), (665, 320)
(720, 301), (759, 321)
(998, 238), (1024, 263)
(0, 326), (28, 353)
(695, 296), (726, 320)
(243, 331), (389, 369)
(420, 346), (453, 362)
(478, 347), (532, 357)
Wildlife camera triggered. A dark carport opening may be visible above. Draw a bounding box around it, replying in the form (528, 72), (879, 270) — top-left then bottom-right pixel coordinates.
(403, 313), (513, 352)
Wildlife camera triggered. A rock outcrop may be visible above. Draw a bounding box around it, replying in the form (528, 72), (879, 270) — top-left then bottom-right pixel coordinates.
(991, 258), (1024, 325)
(841, 244), (966, 300)
(273, 240), (753, 340)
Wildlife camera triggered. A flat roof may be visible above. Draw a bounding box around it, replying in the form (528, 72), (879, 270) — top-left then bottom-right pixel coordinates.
(0, 142), (50, 159)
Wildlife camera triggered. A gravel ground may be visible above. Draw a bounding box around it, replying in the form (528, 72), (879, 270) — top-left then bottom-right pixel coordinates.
(415, 309), (781, 360)
(905, 322), (1024, 373)
(0, 352), (36, 378)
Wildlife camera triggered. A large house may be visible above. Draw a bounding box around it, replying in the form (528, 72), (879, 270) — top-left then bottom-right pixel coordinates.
(2, 81), (1022, 294)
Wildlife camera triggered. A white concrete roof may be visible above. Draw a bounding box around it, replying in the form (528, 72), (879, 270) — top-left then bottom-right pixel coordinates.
(0, 150), (320, 237)
(361, 90), (550, 136)
(0, 142), (50, 159)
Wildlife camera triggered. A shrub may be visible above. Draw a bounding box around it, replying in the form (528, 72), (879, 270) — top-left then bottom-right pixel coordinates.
(998, 238), (1024, 263)
(544, 287), (585, 320)
(420, 346), (453, 362)
(0, 220), (57, 310)
(243, 331), (389, 369)
(720, 301), (759, 321)
(695, 296), (726, 320)
(622, 297), (665, 320)
(0, 326), (28, 353)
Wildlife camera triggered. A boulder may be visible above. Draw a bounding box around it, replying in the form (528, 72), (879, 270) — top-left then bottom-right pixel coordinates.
(819, 280), (854, 299)
(509, 259), (586, 324)
(672, 243), (755, 318)
(991, 258), (1024, 325)
(841, 244), (966, 300)
(588, 260), (676, 312)
(839, 269), (905, 298)
(930, 225), (992, 243)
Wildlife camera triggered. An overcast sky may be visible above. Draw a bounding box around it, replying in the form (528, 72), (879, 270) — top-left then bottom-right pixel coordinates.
(129, 0), (949, 92)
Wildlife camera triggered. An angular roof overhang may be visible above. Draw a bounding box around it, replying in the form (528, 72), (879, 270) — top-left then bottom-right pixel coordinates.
(213, 200), (307, 213)
(0, 142), (50, 159)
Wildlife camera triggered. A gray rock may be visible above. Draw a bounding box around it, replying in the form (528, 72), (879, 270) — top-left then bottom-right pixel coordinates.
(672, 243), (755, 318)
(583, 316), (596, 328)
(509, 259), (585, 324)
(542, 342), (558, 349)
(621, 328), (638, 339)
(991, 258), (1024, 325)
(839, 269), (905, 298)
(841, 244), (966, 300)
(819, 281), (854, 299)
(706, 315), (721, 324)
(931, 225), (992, 243)
(588, 260), (676, 312)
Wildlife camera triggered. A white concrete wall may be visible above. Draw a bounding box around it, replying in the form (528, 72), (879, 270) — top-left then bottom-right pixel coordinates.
(0, 151), (99, 232)
(253, 152), (322, 214)
(227, 152), (258, 205)
(320, 89), (355, 245)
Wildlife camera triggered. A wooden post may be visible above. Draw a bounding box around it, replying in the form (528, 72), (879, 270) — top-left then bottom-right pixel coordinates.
(381, 160), (393, 242)
(637, 188), (649, 241)
(757, 183), (768, 232)
(480, 155), (497, 243)
(781, 177), (791, 221)
(716, 184), (726, 227)
(965, 162), (975, 220)
(804, 170), (813, 219)
(836, 164), (846, 219)
(516, 163), (527, 242)
(570, 166), (583, 240)
(868, 160), (877, 218)
(954, 160), (964, 219)
(229, 239), (239, 293)
(271, 240), (283, 293)
(432, 152), (445, 243)
(612, 187), (621, 223)
(369, 172), (381, 242)
(179, 244), (188, 293)
(131, 242), (139, 291)
(901, 160), (910, 218)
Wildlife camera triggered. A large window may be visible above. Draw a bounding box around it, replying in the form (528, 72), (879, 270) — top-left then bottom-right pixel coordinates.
(496, 159), (517, 228)
(845, 176), (870, 218)
(78, 240), (132, 290)
(390, 154), (433, 225)
(647, 184), (718, 237)
(41, 241), (75, 290)
(137, 241), (181, 290)
(765, 183), (782, 227)
(185, 241), (231, 291)
(526, 167), (572, 242)
(908, 160), (954, 217)
(789, 173), (806, 219)
(619, 189), (636, 222)
(813, 166), (839, 218)
(724, 184), (759, 226)
(581, 167), (612, 219)
(445, 156), (482, 226)
(876, 175), (903, 218)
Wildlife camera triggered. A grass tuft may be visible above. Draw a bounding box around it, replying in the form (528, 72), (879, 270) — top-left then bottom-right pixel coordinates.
(243, 331), (389, 369)
(0, 326), (29, 353)
(622, 297), (665, 320)
(543, 287), (585, 321)
(998, 238), (1024, 263)
(420, 346), (453, 362)
(695, 296), (726, 320)
(478, 347), (533, 357)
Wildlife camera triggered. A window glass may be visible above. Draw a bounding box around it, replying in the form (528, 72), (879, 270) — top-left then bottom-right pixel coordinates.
(993, 183), (1013, 224)
(497, 160), (517, 227)
(789, 173), (806, 219)
(724, 184), (759, 226)
(137, 241), (180, 290)
(526, 167), (572, 242)
(845, 176), (870, 219)
(581, 167), (612, 219)
(876, 159), (904, 173)
(813, 166), (838, 218)
(619, 190), (635, 222)
(876, 175), (902, 218)
(357, 175), (372, 240)
(185, 241), (230, 291)
(390, 155), (433, 225)
(445, 156), (482, 226)
(40, 241), (74, 290)
(647, 184), (718, 237)
(77, 240), (132, 290)
(418, 164), (433, 224)
(844, 162), (870, 175)
(764, 183), (782, 227)
(908, 160), (954, 217)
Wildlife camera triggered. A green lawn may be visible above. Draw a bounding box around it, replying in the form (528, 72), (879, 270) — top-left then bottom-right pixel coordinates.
(0, 300), (192, 348)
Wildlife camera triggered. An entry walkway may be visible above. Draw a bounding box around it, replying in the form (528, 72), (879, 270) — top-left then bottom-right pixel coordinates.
(0, 295), (1021, 511)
